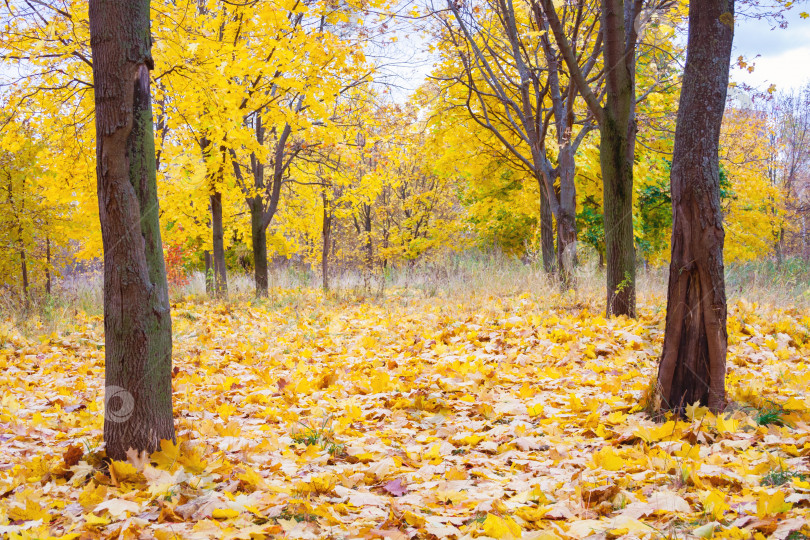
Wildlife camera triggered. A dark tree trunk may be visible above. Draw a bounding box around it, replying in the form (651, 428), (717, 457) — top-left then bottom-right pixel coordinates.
(657, 0), (734, 413)
(45, 236), (51, 296)
(539, 179), (555, 274)
(601, 114), (636, 317)
(250, 197), (268, 295)
(210, 191), (227, 297)
(89, 0), (174, 460)
(19, 240), (29, 310)
(322, 193), (331, 292)
(249, 115), (269, 296)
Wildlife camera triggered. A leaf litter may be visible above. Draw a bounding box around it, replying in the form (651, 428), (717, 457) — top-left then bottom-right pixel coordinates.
(1, 291), (809, 539)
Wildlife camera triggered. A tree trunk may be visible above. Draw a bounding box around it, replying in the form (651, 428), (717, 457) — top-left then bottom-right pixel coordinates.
(601, 113), (636, 317)
(19, 240), (29, 310)
(557, 145), (577, 286)
(45, 236), (51, 296)
(539, 179), (555, 273)
(204, 250), (213, 294)
(210, 191), (227, 297)
(362, 204), (373, 290)
(89, 0), (174, 460)
(250, 197), (268, 295)
(322, 194), (331, 292)
(657, 0), (734, 414)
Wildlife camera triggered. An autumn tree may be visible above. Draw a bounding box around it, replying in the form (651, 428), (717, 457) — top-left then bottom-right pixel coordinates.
(656, 0), (735, 413)
(539, 0), (675, 315)
(434, 0), (600, 282)
(89, 0), (174, 458)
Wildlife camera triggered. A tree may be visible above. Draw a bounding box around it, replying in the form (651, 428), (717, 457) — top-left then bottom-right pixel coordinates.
(539, 0), (673, 315)
(435, 0), (600, 281)
(656, 0), (735, 413)
(88, 0), (175, 459)
(766, 84), (810, 260)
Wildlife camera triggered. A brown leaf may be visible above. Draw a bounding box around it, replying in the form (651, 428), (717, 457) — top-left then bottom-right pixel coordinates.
(63, 444), (83, 468)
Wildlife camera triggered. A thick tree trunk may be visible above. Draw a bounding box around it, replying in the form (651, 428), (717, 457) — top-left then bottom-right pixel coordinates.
(601, 113), (636, 317)
(89, 0), (174, 460)
(539, 180), (555, 273)
(250, 198), (268, 295)
(210, 191), (227, 297)
(657, 0), (734, 413)
(204, 250), (213, 294)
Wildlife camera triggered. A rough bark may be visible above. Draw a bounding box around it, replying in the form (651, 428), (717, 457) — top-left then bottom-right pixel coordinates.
(89, 0), (174, 460)
(600, 0), (638, 317)
(601, 115), (636, 317)
(657, 0), (734, 413)
(250, 197), (268, 295)
(539, 181), (555, 273)
(557, 145), (578, 285)
(210, 191), (227, 298)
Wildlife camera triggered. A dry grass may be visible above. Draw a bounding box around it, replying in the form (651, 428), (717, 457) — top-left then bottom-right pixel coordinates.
(2, 251), (809, 339)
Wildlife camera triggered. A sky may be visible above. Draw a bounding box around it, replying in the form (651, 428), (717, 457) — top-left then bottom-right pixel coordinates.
(731, 6), (810, 93)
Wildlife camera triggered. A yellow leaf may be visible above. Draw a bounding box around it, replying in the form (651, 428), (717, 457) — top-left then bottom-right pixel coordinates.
(212, 507), (240, 519)
(756, 490), (792, 517)
(593, 447), (624, 471)
(109, 460), (141, 485)
(481, 513), (522, 539)
(370, 371), (391, 393)
(9, 499), (50, 522)
(716, 414), (740, 434)
(83, 513), (110, 527)
(151, 439), (181, 471)
(701, 489), (730, 520)
(527, 403), (544, 417)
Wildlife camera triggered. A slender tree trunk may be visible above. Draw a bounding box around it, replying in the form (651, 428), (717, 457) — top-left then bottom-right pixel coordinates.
(250, 114), (269, 296)
(362, 205), (373, 289)
(539, 179), (555, 273)
(601, 112), (636, 317)
(657, 0), (734, 413)
(19, 240), (29, 310)
(89, 0), (174, 460)
(250, 198), (268, 295)
(322, 193), (331, 292)
(210, 191), (227, 297)
(45, 236), (51, 296)
(204, 250), (213, 294)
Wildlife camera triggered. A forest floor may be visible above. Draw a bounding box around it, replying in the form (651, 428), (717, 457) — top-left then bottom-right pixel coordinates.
(1, 289), (809, 539)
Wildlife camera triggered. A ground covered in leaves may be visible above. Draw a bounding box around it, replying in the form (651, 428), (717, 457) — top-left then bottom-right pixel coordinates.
(1, 290), (810, 540)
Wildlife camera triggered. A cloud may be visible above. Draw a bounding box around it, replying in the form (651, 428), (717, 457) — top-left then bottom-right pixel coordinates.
(732, 8), (810, 91)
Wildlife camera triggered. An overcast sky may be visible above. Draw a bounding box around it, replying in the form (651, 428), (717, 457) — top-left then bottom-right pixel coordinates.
(731, 7), (810, 92)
